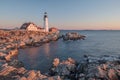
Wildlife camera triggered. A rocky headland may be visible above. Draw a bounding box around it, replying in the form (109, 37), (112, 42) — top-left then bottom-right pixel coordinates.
(0, 29), (60, 61)
(0, 30), (119, 80)
(0, 29), (61, 80)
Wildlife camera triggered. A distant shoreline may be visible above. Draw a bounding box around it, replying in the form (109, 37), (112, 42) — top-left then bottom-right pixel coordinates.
(60, 29), (120, 31)
(1, 28), (120, 31)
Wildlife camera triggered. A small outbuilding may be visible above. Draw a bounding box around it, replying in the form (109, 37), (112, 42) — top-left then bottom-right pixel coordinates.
(49, 27), (58, 32)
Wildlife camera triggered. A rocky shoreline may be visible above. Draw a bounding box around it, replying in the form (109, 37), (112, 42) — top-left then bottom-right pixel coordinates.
(49, 55), (120, 80)
(1, 55), (120, 80)
(0, 30), (120, 80)
(0, 29), (61, 80)
(0, 29), (60, 61)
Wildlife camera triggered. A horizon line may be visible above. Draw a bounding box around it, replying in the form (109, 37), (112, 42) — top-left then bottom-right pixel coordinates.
(1, 28), (120, 31)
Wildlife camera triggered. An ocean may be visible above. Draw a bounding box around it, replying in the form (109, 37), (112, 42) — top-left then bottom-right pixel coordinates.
(18, 30), (120, 73)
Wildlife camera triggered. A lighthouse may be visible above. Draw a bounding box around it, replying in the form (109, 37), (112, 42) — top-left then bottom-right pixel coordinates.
(44, 12), (49, 32)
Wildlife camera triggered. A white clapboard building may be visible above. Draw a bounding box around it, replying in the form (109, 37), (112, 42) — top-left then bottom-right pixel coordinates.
(20, 22), (38, 31)
(20, 12), (50, 32)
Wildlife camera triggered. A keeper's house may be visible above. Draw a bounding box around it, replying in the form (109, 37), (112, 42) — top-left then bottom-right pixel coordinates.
(20, 22), (38, 31)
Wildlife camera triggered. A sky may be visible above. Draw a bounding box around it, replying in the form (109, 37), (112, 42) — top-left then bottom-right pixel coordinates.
(0, 0), (120, 30)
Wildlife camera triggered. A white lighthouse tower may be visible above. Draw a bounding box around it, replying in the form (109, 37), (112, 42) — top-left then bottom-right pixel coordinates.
(44, 12), (49, 32)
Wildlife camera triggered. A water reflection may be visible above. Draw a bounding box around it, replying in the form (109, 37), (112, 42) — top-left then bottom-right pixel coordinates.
(27, 47), (39, 57)
(43, 43), (50, 58)
(18, 43), (52, 73)
(21, 47), (40, 69)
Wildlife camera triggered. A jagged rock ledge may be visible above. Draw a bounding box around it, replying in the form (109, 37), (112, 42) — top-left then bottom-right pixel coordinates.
(62, 32), (86, 41)
(1, 55), (120, 80)
(49, 55), (120, 80)
(0, 29), (60, 61)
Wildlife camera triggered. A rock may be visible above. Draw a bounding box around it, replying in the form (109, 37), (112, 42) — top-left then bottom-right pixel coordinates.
(50, 58), (76, 79)
(18, 41), (26, 48)
(0, 46), (7, 51)
(53, 58), (60, 67)
(77, 73), (85, 80)
(108, 69), (118, 80)
(25, 70), (47, 80)
(50, 32), (60, 41)
(8, 59), (24, 68)
(0, 52), (6, 57)
(0, 30), (60, 49)
(75, 55), (120, 80)
(41, 38), (50, 43)
(96, 66), (108, 79)
(6, 44), (12, 49)
(43, 76), (61, 80)
(5, 49), (18, 61)
(62, 32), (85, 41)
(17, 67), (27, 74)
(5, 55), (11, 61)
(19, 77), (27, 80)
(0, 64), (47, 80)
(8, 49), (18, 56)
(67, 58), (76, 64)
(0, 66), (16, 76)
(36, 71), (47, 79)
(101, 64), (108, 70)
(0, 63), (28, 80)
(26, 70), (37, 80)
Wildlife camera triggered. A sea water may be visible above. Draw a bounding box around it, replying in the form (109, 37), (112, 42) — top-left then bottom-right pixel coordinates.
(18, 30), (120, 73)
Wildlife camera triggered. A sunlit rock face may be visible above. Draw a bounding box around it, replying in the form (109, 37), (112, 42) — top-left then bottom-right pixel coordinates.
(5, 49), (18, 61)
(53, 58), (60, 67)
(46, 56), (120, 80)
(0, 61), (47, 80)
(0, 29), (60, 61)
(49, 58), (77, 79)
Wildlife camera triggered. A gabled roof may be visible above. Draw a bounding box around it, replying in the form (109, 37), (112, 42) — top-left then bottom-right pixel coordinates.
(20, 22), (38, 29)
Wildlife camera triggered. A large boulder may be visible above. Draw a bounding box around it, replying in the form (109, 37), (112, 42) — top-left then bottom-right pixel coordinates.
(43, 76), (61, 80)
(62, 32), (85, 41)
(49, 58), (76, 79)
(5, 49), (18, 61)
(24, 70), (47, 80)
(76, 55), (120, 80)
(0, 52), (6, 57)
(53, 58), (60, 67)
(18, 41), (26, 48)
